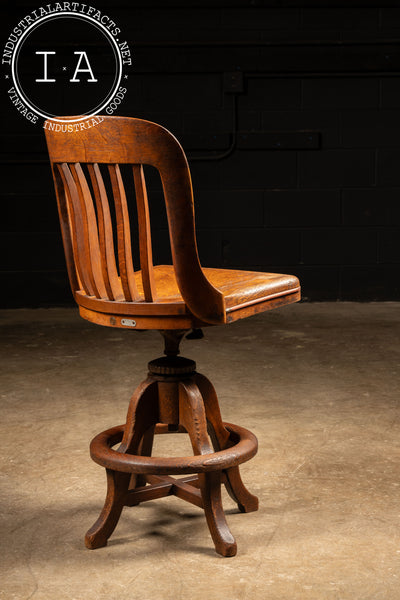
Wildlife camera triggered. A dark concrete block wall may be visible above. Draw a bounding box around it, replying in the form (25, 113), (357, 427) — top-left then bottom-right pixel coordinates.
(1, 0), (400, 306)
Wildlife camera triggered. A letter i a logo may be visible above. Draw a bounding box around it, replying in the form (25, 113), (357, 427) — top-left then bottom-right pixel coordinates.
(35, 50), (98, 83)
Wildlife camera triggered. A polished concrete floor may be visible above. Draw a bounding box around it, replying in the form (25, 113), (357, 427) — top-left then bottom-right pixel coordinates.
(1, 303), (399, 599)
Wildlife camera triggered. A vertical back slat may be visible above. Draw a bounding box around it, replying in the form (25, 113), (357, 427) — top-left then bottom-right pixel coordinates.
(88, 163), (123, 301)
(108, 164), (139, 302)
(52, 165), (80, 293)
(58, 163), (96, 297)
(133, 164), (157, 302)
(70, 163), (108, 299)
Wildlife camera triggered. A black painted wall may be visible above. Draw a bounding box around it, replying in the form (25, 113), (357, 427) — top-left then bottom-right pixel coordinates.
(1, 0), (400, 307)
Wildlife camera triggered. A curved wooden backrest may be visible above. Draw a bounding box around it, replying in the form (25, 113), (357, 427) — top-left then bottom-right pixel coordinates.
(45, 116), (225, 324)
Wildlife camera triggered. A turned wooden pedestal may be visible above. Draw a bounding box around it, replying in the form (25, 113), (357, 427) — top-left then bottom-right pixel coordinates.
(85, 338), (258, 557)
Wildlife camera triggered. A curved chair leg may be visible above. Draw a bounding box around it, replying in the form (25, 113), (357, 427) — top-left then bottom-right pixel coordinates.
(179, 380), (237, 557)
(194, 373), (231, 448)
(130, 424), (156, 492)
(223, 466), (258, 513)
(85, 469), (131, 549)
(85, 379), (159, 548)
(195, 373), (259, 514)
(119, 378), (159, 453)
(198, 471), (237, 557)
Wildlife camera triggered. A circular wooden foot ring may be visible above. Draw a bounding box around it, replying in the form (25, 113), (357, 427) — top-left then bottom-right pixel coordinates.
(90, 422), (258, 475)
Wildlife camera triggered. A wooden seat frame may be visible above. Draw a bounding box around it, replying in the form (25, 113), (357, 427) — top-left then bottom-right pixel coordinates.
(45, 116), (300, 556)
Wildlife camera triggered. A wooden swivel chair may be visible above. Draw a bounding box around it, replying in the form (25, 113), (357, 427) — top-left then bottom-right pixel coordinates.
(45, 116), (300, 556)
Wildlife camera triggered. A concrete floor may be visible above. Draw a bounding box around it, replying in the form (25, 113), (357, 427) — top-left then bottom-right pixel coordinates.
(1, 302), (399, 600)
